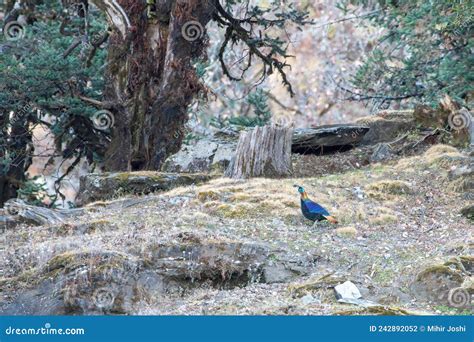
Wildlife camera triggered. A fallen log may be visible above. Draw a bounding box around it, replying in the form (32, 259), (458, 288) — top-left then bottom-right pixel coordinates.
(76, 172), (213, 205)
(4, 199), (67, 226)
(292, 124), (369, 154)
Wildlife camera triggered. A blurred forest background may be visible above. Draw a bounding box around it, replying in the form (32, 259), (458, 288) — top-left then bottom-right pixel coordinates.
(0, 0), (473, 317)
(0, 0), (472, 207)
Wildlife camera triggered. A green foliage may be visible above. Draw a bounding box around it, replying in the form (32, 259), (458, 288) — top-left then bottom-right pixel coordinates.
(0, 3), (108, 205)
(211, 89), (272, 128)
(345, 0), (474, 108)
(17, 176), (52, 206)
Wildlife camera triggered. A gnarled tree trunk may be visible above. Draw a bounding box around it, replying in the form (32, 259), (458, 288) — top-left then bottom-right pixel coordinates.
(103, 0), (213, 171)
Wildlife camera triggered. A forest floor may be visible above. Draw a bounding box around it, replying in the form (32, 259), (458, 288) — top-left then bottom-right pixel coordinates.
(1, 144), (472, 315)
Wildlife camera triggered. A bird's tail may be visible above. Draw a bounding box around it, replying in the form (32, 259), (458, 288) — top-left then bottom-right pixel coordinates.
(324, 215), (338, 224)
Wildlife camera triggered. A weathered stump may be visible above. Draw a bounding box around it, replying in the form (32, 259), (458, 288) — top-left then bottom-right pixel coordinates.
(225, 125), (293, 179)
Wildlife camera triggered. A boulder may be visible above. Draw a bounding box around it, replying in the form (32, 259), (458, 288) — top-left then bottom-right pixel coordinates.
(163, 139), (236, 174)
(334, 281), (362, 300)
(1, 251), (143, 315)
(410, 256), (473, 307)
(0, 233), (311, 315)
(163, 128), (239, 174)
(460, 204), (474, 221)
(76, 172), (212, 205)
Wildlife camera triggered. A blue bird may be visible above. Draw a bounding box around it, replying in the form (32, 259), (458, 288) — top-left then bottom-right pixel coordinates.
(294, 185), (338, 224)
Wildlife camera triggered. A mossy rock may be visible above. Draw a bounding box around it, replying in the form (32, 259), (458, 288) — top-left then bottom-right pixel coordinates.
(459, 256), (474, 273)
(2, 251), (144, 315)
(410, 258), (471, 305)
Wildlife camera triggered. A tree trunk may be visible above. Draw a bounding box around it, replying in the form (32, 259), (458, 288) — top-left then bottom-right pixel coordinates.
(0, 111), (31, 207)
(103, 0), (213, 171)
(225, 125), (293, 179)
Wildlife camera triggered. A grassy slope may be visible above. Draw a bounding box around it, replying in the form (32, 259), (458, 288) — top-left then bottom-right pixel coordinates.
(1, 145), (472, 315)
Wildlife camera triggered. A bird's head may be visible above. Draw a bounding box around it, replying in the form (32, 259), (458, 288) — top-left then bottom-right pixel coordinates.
(293, 184), (305, 194)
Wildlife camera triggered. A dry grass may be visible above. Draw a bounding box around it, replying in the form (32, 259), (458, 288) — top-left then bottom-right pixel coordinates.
(1, 144), (472, 316)
(335, 226), (358, 237)
(395, 144), (463, 171)
(369, 214), (398, 226)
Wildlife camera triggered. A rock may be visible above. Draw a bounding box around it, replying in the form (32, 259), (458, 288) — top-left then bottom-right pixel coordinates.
(334, 281), (362, 300)
(1, 251), (142, 315)
(448, 164), (473, 181)
(163, 134), (237, 174)
(1, 234), (310, 315)
(292, 124), (369, 154)
(145, 238), (270, 287)
(356, 111), (416, 145)
(460, 204), (474, 221)
(212, 143), (236, 171)
(76, 172), (212, 205)
(352, 187), (365, 200)
(447, 156), (474, 194)
(410, 256), (472, 306)
(370, 143), (394, 163)
(162, 140), (218, 173)
(263, 262), (301, 284)
(263, 263), (295, 284)
(301, 294), (317, 305)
